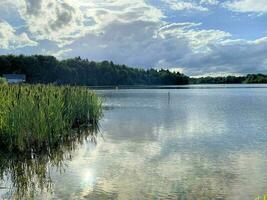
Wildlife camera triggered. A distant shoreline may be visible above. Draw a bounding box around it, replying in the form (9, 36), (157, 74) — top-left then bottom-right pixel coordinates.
(1, 55), (267, 86)
(89, 84), (267, 90)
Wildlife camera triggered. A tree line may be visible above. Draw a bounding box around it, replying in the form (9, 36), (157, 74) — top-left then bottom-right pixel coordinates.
(0, 55), (267, 85)
(189, 74), (267, 84)
(0, 55), (189, 85)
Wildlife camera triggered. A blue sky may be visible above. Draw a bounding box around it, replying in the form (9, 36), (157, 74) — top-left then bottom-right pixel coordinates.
(0, 0), (267, 76)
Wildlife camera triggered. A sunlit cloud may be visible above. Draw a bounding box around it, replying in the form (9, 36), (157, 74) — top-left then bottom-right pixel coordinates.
(223, 0), (267, 14)
(0, 20), (37, 49)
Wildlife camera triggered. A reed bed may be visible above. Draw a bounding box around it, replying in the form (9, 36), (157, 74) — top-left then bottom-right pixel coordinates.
(0, 84), (102, 153)
(0, 77), (7, 84)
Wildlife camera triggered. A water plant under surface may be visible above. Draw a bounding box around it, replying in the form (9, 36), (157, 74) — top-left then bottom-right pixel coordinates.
(0, 84), (102, 153)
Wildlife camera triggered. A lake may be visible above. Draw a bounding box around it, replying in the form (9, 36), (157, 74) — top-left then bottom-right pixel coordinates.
(1, 85), (267, 199)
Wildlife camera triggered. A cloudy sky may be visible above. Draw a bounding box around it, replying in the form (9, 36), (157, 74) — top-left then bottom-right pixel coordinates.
(0, 0), (267, 76)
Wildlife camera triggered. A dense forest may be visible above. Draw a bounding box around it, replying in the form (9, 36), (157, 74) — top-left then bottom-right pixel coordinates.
(0, 55), (189, 85)
(189, 74), (267, 84)
(189, 76), (245, 84)
(1, 55), (267, 85)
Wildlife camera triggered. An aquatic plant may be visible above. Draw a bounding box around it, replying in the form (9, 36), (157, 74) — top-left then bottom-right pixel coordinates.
(0, 84), (102, 153)
(0, 77), (7, 85)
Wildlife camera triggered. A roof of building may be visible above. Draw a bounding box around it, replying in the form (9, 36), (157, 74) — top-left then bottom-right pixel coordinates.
(3, 74), (26, 80)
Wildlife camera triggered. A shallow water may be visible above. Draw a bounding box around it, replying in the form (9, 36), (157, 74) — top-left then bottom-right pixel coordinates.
(2, 85), (267, 199)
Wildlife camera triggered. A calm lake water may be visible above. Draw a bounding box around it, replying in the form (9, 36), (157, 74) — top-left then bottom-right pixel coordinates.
(2, 85), (267, 199)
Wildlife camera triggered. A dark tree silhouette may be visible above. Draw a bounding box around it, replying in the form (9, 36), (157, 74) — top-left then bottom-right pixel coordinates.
(0, 55), (189, 85)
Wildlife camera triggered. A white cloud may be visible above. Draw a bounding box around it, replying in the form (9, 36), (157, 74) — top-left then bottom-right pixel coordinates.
(4, 0), (164, 48)
(0, 21), (37, 49)
(156, 22), (231, 52)
(16, 0), (88, 47)
(200, 0), (219, 5)
(83, 0), (164, 32)
(224, 0), (267, 13)
(178, 37), (267, 75)
(40, 48), (73, 59)
(163, 0), (209, 11)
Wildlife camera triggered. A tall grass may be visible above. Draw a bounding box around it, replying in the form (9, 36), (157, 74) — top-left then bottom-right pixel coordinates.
(0, 77), (7, 85)
(0, 84), (102, 153)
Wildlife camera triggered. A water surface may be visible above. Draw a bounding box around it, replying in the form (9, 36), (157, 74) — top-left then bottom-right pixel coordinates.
(2, 85), (267, 199)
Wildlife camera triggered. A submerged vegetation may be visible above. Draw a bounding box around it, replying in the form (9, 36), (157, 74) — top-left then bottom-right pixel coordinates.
(0, 84), (102, 153)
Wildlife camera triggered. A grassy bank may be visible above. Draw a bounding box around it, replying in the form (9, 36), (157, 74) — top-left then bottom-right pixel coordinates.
(0, 84), (102, 153)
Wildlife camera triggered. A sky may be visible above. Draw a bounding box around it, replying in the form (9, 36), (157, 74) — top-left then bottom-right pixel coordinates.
(0, 0), (267, 76)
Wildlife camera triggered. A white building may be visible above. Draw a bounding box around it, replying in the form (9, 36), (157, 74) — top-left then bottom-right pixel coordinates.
(3, 74), (26, 84)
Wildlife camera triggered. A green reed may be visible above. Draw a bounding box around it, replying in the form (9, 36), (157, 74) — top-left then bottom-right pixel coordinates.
(0, 77), (7, 85)
(0, 84), (102, 153)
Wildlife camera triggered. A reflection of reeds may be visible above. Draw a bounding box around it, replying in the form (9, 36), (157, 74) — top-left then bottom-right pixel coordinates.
(0, 125), (99, 200)
(0, 84), (102, 153)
